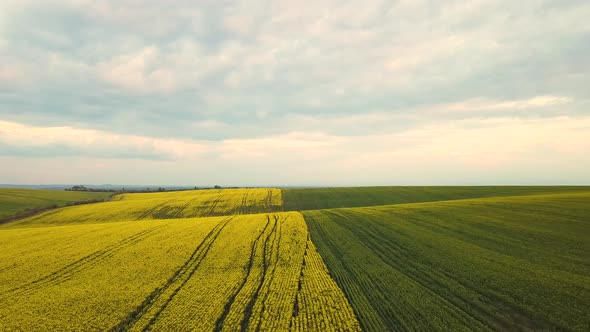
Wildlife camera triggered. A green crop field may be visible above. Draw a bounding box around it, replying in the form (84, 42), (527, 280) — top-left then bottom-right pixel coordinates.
(1, 186), (589, 331)
(0, 188), (112, 221)
(282, 186), (590, 210)
(304, 191), (590, 331)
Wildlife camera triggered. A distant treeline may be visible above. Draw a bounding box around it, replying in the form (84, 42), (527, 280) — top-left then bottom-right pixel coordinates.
(65, 185), (237, 194)
(66, 185), (114, 192)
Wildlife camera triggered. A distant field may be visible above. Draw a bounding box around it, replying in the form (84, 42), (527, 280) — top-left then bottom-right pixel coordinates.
(0, 188), (112, 221)
(0, 212), (359, 331)
(8, 188), (282, 227)
(283, 186), (590, 210)
(304, 192), (590, 331)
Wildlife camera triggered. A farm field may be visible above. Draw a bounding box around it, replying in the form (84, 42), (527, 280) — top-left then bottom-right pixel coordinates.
(7, 188), (282, 227)
(304, 191), (590, 331)
(0, 188), (112, 221)
(0, 212), (359, 331)
(1, 186), (589, 331)
(282, 185), (590, 210)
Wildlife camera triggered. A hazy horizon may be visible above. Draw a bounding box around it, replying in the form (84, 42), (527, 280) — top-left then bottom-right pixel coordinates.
(2, 183), (589, 189)
(1, 1), (589, 185)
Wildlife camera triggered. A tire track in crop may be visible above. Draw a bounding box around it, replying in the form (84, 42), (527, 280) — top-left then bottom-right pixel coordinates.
(253, 215), (283, 332)
(267, 189), (273, 207)
(152, 199), (193, 219)
(240, 191), (249, 214)
(3, 228), (161, 295)
(112, 216), (233, 332)
(264, 189), (275, 211)
(1, 227), (164, 299)
(204, 195), (223, 217)
(239, 214), (281, 331)
(174, 200), (194, 218)
(289, 234), (309, 326)
(136, 201), (174, 220)
(213, 216), (274, 331)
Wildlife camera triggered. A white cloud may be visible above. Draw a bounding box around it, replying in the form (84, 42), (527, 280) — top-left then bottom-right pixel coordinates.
(220, 132), (345, 159)
(0, 120), (207, 159)
(377, 116), (590, 167)
(425, 95), (573, 114)
(7, 114), (589, 165)
(98, 47), (169, 92)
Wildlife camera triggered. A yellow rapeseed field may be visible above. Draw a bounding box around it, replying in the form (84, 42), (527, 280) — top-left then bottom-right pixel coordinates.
(0, 188), (360, 332)
(7, 188), (282, 226)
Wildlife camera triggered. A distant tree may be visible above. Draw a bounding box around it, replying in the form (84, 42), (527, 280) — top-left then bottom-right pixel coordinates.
(71, 185), (88, 191)
(214, 185), (221, 189)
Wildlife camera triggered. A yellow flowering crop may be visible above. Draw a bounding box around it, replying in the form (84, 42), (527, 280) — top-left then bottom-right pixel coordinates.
(0, 209), (359, 331)
(8, 188), (282, 227)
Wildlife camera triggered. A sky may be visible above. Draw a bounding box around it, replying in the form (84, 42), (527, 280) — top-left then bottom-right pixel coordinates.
(1, 0), (589, 186)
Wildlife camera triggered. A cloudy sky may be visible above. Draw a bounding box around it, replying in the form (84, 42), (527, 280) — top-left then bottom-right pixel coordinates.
(1, 0), (589, 186)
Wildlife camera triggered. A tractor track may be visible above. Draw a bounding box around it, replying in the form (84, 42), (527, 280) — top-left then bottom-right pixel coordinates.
(248, 214), (283, 332)
(111, 216), (233, 332)
(214, 215), (274, 331)
(1, 226), (164, 299)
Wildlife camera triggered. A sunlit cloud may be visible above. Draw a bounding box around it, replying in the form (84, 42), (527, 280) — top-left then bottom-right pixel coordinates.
(428, 96), (573, 113)
(0, 120), (207, 160)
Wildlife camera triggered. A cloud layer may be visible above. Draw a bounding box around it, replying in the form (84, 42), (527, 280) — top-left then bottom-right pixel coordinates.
(1, 0), (589, 185)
